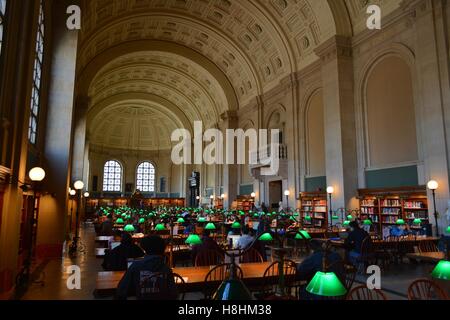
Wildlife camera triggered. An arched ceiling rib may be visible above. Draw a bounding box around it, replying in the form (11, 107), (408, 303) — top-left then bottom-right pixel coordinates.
(88, 100), (185, 151)
(89, 51), (227, 126)
(78, 0), (339, 103)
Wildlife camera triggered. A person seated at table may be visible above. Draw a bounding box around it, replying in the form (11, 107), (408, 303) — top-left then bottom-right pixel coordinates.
(191, 229), (224, 264)
(102, 233), (145, 271)
(344, 221), (370, 265)
(100, 215), (113, 236)
(236, 226), (255, 250)
(116, 236), (177, 300)
(390, 224), (407, 237)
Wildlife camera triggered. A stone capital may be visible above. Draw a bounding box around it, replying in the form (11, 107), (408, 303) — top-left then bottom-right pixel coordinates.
(314, 35), (352, 64)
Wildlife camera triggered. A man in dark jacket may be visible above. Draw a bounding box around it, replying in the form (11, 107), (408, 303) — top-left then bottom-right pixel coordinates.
(102, 233), (144, 271)
(344, 221), (371, 265)
(116, 236), (177, 300)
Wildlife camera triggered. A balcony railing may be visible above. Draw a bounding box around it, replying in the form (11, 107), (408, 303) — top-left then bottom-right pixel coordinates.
(249, 144), (288, 164)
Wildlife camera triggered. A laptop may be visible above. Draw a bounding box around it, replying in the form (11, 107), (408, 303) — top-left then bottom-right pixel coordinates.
(127, 257), (144, 269)
(110, 241), (121, 250)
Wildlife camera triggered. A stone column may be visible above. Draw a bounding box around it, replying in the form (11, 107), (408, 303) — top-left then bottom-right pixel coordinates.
(220, 111), (239, 209)
(404, 0), (450, 234)
(71, 96), (89, 183)
(37, 0), (79, 258)
(314, 36), (358, 211)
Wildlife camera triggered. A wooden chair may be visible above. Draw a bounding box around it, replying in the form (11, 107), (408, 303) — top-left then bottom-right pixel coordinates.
(407, 279), (449, 300)
(203, 263), (244, 299)
(255, 259), (297, 298)
(419, 240), (438, 253)
(347, 285), (388, 300)
(194, 249), (225, 267)
(239, 247), (264, 263)
(173, 273), (186, 300)
(355, 236), (376, 273)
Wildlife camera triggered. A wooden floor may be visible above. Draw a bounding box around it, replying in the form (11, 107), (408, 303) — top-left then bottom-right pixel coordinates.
(20, 225), (447, 300)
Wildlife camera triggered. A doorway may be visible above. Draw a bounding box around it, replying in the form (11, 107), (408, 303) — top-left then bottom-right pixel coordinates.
(268, 180), (282, 211)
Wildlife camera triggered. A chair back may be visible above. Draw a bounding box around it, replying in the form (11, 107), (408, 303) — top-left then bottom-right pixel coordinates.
(203, 263), (244, 299)
(173, 273), (186, 300)
(360, 236), (374, 257)
(239, 248), (264, 263)
(260, 259), (297, 295)
(137, 271), (176, 300)
(407, 279), (449, 300)
(347, 285), (388, 300)
(195, 249), (225, 267)
(419, 240), (438, 253)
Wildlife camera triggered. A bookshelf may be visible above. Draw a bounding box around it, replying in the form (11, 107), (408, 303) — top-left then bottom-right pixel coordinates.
(299, 192), (328, 230)
(86, 197), (185, 211)
(235, 196), (254, 212)
(358, 186), (429, 233)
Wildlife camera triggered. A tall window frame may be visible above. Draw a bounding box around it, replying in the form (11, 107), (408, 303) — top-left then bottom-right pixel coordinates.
(136, 162), (156, 193)
(103, 160), (123, 192)
(0, 0), (6, 58)
(28, 0), (44, 144)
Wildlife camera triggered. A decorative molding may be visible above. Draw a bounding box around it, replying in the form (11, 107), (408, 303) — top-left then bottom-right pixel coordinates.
(314, 35), (353, 63)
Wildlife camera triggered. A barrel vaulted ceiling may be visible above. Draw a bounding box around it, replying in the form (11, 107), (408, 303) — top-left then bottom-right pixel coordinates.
(80, 0), (403, 151)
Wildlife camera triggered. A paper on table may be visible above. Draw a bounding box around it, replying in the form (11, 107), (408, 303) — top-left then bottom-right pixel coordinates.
(175, 277), (188, 283)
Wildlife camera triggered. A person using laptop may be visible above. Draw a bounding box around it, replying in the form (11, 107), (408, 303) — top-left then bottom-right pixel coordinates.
(116, 236), (177, 300)
(102, 232), (144, 271)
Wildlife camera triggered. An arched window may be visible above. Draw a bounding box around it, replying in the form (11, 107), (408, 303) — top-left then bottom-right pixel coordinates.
(136, 162), (156, 192)
(0, 0), (7, 57)
(28, 0), (44, 144)
(103, 160), (122, 192)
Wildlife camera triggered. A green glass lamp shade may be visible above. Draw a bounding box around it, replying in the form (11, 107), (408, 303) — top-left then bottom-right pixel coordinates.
(177, 218), (185, 223)
(304, 216), (312, 221)
(139, 218), (145, 224)
(293, 212), (300, 217)
(431, 260), (450, 280)
(332, 216), (339, 220)
(239, 211), (245, 216)
(185, 234), (203, 245)
(205, 223), (216, 230)
(253, 213), (259, 218)
(121, 213), (126, 217)
(347, 215), (353, 220)
(295, 233), (304, 240)
(446, 226), (450, 233)
(231, 222), (241, 229)
(299, 230), (311, 240)
(126, 215), (131, 220)
(413, 219), (422, 225)
(258, 233), (273, 241)
(116, 218), (124, 225)
(155, 224), (166, 231)
(213, 278), (253, 300)
(343, 220), (351, 226)
(124, 224), (135, 232)
(363, 219), (372, 226)
(197, 217), (207, 223)
(306, 271), (347, 297)
(396, 219), (406, 225)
